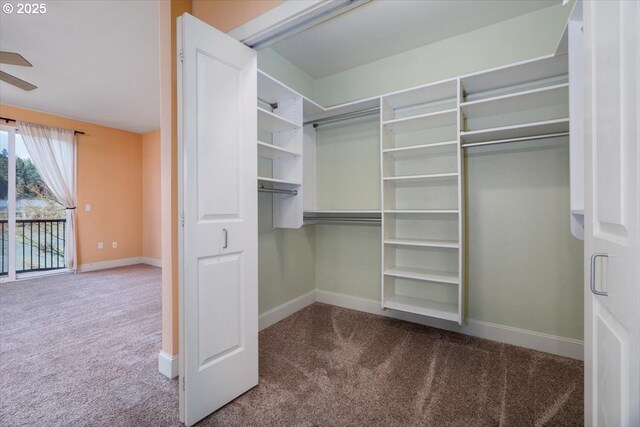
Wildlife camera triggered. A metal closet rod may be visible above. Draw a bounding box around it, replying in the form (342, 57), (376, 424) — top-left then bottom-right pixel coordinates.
(258, 98), (278, 111)
(258, 186), (297, 196)
(460, 132), (570, 148)
(305, 107), (380, 128)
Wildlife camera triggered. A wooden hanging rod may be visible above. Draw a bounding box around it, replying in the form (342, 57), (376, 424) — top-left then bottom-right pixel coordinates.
(0, 116), (85, 135)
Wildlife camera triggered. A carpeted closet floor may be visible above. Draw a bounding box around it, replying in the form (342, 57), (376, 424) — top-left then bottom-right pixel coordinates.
(0, 265), (584, 426)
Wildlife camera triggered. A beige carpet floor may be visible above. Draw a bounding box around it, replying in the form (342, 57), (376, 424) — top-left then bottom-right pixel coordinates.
(0, 266), (584, 426)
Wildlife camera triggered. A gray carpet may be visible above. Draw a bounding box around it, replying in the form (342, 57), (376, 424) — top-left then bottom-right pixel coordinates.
(0, 265), (178, 426)
(0, 266), (584, 426)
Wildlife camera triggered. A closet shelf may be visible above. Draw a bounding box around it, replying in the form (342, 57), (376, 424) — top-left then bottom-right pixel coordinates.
(384, 295), (459, 322)
(384, 238), (459, 249)
(257, 177), (301, 189)
(383, 173), (458, 182)
(460, 83), (569, 119)
(382, 141), (458, 158)
(258, 71), (299, 107)
(384, 266), (459, 284)
(384, 209), (459, 215)
(460, 118), (570, 144)
(382, 109), (457, 133)
(258, 141), (301, 159)
(258, 107), (300, 133)
(383, 79), (457, 112)
(460, 53), (568, 100)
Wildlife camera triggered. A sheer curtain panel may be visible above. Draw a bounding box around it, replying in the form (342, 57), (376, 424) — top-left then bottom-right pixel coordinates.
(17, 121), (77, 271)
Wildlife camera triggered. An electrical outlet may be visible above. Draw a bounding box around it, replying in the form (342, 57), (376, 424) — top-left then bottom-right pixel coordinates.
(85, 204), (92, 212)
(112, 242), (118, 249)
(97, 241), (104, 249)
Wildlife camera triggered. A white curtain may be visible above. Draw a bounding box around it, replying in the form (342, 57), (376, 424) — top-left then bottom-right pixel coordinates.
(17, 121), (77, 272)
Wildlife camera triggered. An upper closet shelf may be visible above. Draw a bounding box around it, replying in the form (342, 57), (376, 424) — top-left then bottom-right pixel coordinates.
(304, 97), (380, 124)
(257, 141), (300, 159)
(383, 109), (457, 133)
(258, 107), (300, 133)
(258, 71), (299, 105)
(383, 79), (457, 111)
(461, 53), (568, 101)
(461, 83), (569, 118)
(460, 118), (570, 144)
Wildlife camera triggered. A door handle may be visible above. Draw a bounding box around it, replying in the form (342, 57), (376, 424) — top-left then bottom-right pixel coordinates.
(222, 229), (228, 249)
(590, 253), (608, 296)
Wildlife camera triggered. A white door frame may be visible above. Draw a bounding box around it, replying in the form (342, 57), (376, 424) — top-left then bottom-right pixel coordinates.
(228, 0), (369, 49)
(1, 124), (17, 283)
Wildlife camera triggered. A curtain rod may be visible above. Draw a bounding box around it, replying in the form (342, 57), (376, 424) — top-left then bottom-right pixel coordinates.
(0, 116), (86, 135)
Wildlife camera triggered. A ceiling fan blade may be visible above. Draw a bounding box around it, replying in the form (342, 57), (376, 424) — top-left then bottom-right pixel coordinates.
(0, 51), (32, 67)
(0, 70), (37, 91)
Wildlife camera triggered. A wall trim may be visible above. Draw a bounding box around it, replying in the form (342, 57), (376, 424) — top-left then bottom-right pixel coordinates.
(315, 290), (584, 360)
(78, 257), (146, 272)
(259, 290), (316, 331)
(158, 351), (178, 379)
(141, 257), (162, 268)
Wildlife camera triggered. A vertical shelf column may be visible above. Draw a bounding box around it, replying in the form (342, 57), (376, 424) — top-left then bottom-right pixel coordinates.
(257, 71), (304, 229)
(380, 79), (463, 324)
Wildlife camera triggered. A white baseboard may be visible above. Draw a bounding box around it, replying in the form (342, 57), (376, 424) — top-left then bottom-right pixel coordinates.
(259, 290), (316, 331)
(79, 257), (144, 272)
(158, 350), (179, 379)
(315, 290), (583, 360)
(141, 257), (162, 268)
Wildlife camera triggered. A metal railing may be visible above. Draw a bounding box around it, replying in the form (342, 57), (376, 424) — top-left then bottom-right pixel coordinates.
(0, 219), (66, 276)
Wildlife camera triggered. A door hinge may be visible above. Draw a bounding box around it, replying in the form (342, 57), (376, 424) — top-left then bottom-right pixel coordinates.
(179, 49), (183, 63)
(182, 377), (185, 392)
(181, 213), (185, 227)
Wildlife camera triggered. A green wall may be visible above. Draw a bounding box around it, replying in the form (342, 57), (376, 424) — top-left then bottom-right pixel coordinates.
(311, 123), (583, 340)
(258, 2), (573, 108)
(314, 2), (572, 106)
(258, 193), (316, 314)
(464, 138), (583, 339)
(258, 48), (316, 100)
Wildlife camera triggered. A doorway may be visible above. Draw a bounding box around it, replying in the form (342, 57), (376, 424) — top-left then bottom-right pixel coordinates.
(0, 125), (66, 282)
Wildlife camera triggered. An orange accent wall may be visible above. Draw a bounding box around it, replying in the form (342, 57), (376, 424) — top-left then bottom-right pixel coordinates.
(0, 104), (143, 267)
(142, 129), (161, 261)
(192, 0), (284, 32)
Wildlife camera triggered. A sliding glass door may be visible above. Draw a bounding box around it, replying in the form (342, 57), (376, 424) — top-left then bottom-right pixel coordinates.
(1, 127), (10, 279)
(0, 125), (66, 282)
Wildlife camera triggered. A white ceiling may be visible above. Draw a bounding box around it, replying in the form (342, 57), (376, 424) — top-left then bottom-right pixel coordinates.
(271, 0), (560, 79)
(0, 1), (159, 134)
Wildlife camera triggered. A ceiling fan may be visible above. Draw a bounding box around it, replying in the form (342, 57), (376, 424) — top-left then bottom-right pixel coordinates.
(0, 51), (37, 91)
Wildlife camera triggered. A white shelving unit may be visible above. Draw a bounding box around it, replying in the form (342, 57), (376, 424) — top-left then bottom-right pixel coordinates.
(257, 51), (571, 325)
(381, 78), (464, 324)
(460, 53), (570, 147)
(257, 71), (304, 228)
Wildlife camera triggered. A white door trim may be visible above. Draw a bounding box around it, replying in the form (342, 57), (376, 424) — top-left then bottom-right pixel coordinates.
(228, 0), (369, 48)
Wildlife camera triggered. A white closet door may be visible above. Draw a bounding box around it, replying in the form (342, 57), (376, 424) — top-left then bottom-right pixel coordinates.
(178, 13), (258, 427)
(584, 1), (639, 426)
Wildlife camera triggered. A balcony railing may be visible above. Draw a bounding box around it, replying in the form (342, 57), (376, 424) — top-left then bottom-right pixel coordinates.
(0, 219), (66, 276)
